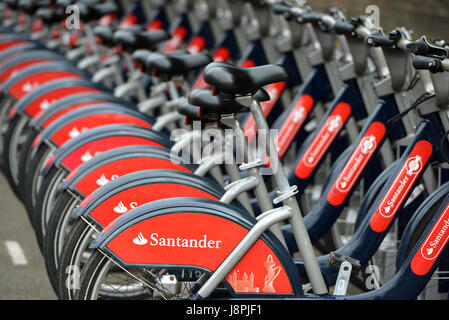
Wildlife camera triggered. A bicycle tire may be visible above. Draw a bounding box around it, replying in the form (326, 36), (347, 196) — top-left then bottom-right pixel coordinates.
(43, 191), (78, 293)
(57, 219), (97, 299)
(1, 114), (30, 196)
(33, 165), (66, 251)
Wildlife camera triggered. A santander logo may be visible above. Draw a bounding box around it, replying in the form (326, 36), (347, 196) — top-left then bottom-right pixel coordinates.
(133, 232), (148, 245)
(406, 155), (422, 176)
(68, 126), (88, 138)
(292, 107), (306, 124)
(361, 135), (377, 154)
(380, 155), (422, 218)
(327, 115), (343, 133)
(274, 94), (314, 160)
(113, 201), (138, 214)
(96, 173), (119, 186)
(295, 102), (351, 179)
(370, 140), (433, 233)
(327, 122), (386, 206)
(22, 81), (40, 93)
(304, 115), (343, 168)
(40, 99), (55, 111)
(411, 202), (449, 276)
(421, 217), (449, 260)
(336, 136), (377, 193)
(132, 232), (223, 249)
(81, 150), (102, 163)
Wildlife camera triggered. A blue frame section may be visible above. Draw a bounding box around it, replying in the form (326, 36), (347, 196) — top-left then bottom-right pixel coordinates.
(293, 119), (443, 286)
(281, 98), (398, 253)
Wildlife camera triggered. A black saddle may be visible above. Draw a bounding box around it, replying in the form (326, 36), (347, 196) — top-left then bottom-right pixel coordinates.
(6, 0), (18, 10)
(93, 25), (114, 46)
(18, 0), (47, 14)
(177, 97), (204, 121)
(113, 29), (170, 52)
(188, 88), (270, 114)
(76, 1), (119, 23)
(145, 52), (212, 78)
(55, 0), (71, 9)
(203, 61), (290, 95)
(36, 7), (64, 26)
(132, 49), (152, 67)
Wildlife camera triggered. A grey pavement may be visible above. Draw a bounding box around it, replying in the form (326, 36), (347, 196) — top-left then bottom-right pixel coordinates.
(0, 171), (57, 300)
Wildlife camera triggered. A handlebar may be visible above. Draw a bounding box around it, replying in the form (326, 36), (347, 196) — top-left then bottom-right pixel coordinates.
(331, 20), (354, 35)
(364, 30), (395, 47)
(412, 56), (446, 73)
(272, 2), (361, 36)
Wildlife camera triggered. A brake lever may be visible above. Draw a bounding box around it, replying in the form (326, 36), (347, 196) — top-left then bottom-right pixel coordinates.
(406, 36), (448, 58)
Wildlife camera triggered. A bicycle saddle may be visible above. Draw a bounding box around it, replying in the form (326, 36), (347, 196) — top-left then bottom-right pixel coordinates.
(113, 29), (170, 52)
(18, 0), (47, 14)
(132, 49), (152, 66)
(54, 0), (71, 8)
(137, 30), (171, 49)
(36, 7), (63, 26)
(76, 1), (119, 23)
(177, 97), (203, 121)
(6, 0), (18, 10)
(93, 25), (114, 46)
(145, 52), (212, 77)
(188, 87), (270, 114)
(17, 0), (31, 12)
(203, 61), (290, 95)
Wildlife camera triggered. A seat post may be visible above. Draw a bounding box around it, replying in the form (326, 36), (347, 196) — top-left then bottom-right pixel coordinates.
(238, 94), (329, 295)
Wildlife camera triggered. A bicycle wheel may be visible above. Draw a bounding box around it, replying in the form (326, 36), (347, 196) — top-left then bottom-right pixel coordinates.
(77, 250), (217, 300)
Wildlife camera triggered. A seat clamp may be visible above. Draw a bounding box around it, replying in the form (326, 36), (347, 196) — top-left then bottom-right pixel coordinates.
(235, 95), (253, 108)
(239, 159), (263, 171)
(273, 185), (298, 205)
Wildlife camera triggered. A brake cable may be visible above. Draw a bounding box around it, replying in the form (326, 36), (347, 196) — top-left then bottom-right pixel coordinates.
(440, 129), (449, 164)
(406, 71), (420, 91)
(387, 91), (436, 125)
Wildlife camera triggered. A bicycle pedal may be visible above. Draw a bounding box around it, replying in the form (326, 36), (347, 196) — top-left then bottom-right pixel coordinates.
(329, 252), (361, 275)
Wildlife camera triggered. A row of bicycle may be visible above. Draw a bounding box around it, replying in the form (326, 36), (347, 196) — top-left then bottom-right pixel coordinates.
(2, 0), (449, 300)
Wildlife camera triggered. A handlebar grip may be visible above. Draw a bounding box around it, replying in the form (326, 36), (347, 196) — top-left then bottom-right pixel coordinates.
(272, 4), (294, 20)
(412, 56), (443, 73)
(272, 4), (291, 15)
(365, 34), (395, 47)
(332, 21), (354, 35)
(55, 0), (71, 9)
(299, 12), (322, 24)
(177, 98), (202, 120)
